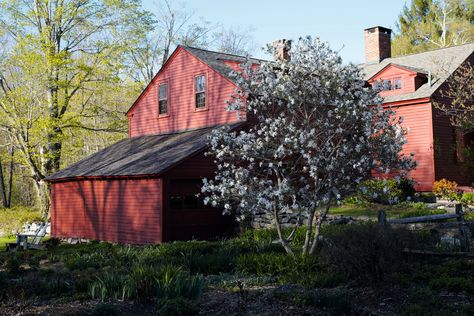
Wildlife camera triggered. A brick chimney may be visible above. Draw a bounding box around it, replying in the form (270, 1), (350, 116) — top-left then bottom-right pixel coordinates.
(364, 26), (392, 63)
(272, 39), (291, 61)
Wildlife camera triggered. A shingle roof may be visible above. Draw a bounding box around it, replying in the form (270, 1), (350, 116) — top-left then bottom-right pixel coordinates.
(46, 125), (240, 181)
(362, 43), (474, 103)
(182, 46), (266, 82)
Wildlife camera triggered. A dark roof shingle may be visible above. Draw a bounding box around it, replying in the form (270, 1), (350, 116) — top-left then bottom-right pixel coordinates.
(46, 126), (237, 181)
(362, 43), (474, 103)
(182, 46), (266, 82)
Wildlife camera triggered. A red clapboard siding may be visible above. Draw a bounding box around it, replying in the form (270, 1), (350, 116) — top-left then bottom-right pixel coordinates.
(128, 47), (244, 137)
(368, 64), (425, 97)
(163, 150), (216, 179)
(432, 108), (472, 185)
(388, 101), (435, 191)
(50, 178), (163, 244)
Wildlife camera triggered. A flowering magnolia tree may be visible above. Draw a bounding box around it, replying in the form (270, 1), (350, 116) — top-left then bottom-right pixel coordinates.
(202, 37), (415, 256)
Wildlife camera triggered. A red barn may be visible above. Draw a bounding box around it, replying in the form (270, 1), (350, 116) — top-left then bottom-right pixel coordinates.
(46, 46), (262, 244)
(47, 28), (474, 244)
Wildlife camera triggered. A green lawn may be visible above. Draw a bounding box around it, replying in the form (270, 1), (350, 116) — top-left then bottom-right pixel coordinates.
(0, 236), (15, 251)
(329, 203), (439, 219)
(0, 236), (51, 251)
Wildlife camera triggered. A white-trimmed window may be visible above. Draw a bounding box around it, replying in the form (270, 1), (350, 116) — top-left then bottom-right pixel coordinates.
(195, 75), (206, 109)
(373, 77), (402, 91)
(158, 83), (168, 115)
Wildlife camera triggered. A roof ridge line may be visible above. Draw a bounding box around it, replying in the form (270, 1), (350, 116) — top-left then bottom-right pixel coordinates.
(182, 45), (269, 62)
(383, 41), (474, 61)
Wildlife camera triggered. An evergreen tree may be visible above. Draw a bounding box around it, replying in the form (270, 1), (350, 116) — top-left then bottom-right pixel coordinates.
(393, 0), (474, 56)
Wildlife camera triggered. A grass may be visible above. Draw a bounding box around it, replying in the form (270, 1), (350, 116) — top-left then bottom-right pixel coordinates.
(329, 202), (444, 219)
(0, 236), (16, 251)
(0, 236), (51, 251)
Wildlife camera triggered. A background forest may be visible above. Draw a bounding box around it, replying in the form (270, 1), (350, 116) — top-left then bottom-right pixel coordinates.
(0, 0), (473, 216)
(0, 0), (257, 215)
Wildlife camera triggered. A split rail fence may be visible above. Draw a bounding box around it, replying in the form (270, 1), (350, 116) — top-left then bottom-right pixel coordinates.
(378, 204), (471, 253)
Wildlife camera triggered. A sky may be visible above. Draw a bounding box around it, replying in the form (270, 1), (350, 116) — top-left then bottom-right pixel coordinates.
(141, 0), (409, 64)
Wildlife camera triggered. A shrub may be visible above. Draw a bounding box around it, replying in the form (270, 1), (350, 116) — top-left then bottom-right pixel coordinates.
(397, 177), (416, 200)
(4, 253), (22, 274)
(341, 195), (370, 207)
(461, 193), (474, 206)
(433, 179), (460, 200)
(0, 207), (43, 236)
(156, 297), (197, 316)
(355, 178), (414, 205)
(429, 276), (474, 293)
(319, 223), (404, 282)
(359, 179), (403, 204)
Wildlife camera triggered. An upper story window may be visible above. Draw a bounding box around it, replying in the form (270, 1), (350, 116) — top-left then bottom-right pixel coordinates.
(158, 83), (168, 115)
(195, 75), (206, 109)
(393, 77), (402, 90)
(373, 77), (402, 91)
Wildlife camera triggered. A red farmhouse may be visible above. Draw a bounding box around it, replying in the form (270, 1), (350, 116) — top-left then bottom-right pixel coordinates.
(47, 27), (474, 244)
(362, 26), (474, 191)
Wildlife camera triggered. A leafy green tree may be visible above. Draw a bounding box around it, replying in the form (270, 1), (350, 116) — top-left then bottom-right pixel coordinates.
(0, 0), (153, 216)
(393, 0), (474, 56)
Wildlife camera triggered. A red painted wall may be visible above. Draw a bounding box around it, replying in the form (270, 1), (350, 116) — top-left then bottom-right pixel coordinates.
(385, 100), (435, 191)
(432, 108), (472, 185)
(431, 53), (474, 186)
(50, 178), (163, 244)
(368, 64), (425, 98)
(161, 151), (236, 241)
(128, 47), (245, 137)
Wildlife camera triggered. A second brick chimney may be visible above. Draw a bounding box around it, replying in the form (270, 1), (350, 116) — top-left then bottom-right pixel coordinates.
(364, 26), (392, 64)
(272, 39), (291, 61)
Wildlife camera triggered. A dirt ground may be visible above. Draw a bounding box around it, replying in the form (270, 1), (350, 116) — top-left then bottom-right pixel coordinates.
(0, 285), (405, 316)
(1, 284), (472, 316)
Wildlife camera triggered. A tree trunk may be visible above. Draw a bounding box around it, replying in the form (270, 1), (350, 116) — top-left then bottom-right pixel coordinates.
(34, 180), (51, 219)
(6, 147), (14, 208)
(0, 160), (7, 208)
(303, 209), (315, 255)
(309, 204), (331, 255)
(273, 201), (294, 256)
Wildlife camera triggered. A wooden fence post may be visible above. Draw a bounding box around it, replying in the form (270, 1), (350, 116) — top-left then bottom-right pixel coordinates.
(456, 203), (471, 252)
(378, 210), (387, 228)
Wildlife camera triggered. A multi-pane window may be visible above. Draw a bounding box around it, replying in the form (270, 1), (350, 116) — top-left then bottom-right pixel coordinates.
(158, 83), (168, 115)
(393, 77), (402, 90)
(382, 79), (392, 91)
(195, 75), (206, 109)
(373, 77), (402, 91)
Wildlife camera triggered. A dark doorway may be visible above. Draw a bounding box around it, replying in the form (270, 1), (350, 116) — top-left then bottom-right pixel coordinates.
(167, 179), (236, 241)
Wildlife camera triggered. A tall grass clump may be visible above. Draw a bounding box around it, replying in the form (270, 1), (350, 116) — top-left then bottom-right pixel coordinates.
(156, 265), (204, 300)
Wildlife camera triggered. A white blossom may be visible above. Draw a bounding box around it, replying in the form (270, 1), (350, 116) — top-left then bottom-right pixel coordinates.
(202, 36), (415, 255)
